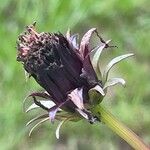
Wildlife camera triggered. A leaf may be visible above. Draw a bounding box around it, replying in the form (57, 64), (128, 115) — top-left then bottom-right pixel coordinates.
(56, 113), (80, 122)
(90, 85), (105, 96)
(76, 108), (88, 120)
(26, 114), (48, 126)
(23, 95), (31, 112)
(25, 103), (38, 112)
(55, 118), (70, 139)
(103, 53), (134, 82)
(103, 78), (126, 90)
(56, 120), (65, 139)
(26, 100), (55, 113)
(23, 91), (51, 111)
(29, 118), (49, 137)
(24, 70), (30, 82)
(92, 40), (111, 78)
(66, 28), (71, 40)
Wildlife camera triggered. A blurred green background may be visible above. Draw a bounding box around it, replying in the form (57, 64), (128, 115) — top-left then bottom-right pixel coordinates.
(0, 0), (150, 149)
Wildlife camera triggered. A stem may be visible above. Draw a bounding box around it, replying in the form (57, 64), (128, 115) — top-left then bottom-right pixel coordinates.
(92, 105), (149, 150)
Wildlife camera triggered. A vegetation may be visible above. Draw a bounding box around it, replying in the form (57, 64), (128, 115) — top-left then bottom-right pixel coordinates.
(0, 0), (149, 149)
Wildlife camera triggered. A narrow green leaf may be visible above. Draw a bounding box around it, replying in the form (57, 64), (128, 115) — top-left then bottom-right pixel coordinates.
(103, 53), (134, 82)
(56, 120), (65, 139)
(26, 114), (48, 126)
(25, 103), (39, 113)
(66, 28), (71, 40)
(26, 101), (55, 113)
(92, 40), (111, 79)
(23, 95), (31, 112)
(55, 117), (73, 139)
(103, 77), (126, 90)
(76, 108), (89, 120)
(55, 112), (80, 122)
(90, 85), (105, 96)
(24, 70), (30, 82)
(29, 118), (49, 137)
(23, 91), (51, 112)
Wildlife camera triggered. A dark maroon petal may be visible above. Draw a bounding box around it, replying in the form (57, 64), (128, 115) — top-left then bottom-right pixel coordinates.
(69, 34), (79, 49)
(27, 91), (52, 99)
(78, 28), (98, 86)
(82, 56), (98, 86)
(49, 99), (70, 122)
(68, 88), (84, 110)
(56, 35), (82, 78)
(36, 69), (65, 103)
(79, 28), (96, 59)
(49, 105), (59, 123)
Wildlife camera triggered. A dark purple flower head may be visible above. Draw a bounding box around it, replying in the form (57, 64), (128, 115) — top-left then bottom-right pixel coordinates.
(17, 23), (133, 138)
(17, 23), (105, 123)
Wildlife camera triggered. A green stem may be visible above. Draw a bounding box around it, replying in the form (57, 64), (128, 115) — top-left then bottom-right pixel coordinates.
(92, 105), (149, 150)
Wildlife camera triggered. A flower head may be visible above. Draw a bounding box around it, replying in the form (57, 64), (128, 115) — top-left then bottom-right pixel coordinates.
(17, 22), (133, 138)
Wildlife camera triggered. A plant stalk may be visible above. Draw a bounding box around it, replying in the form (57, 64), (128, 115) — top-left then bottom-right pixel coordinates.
(92, 105), (149, 150)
